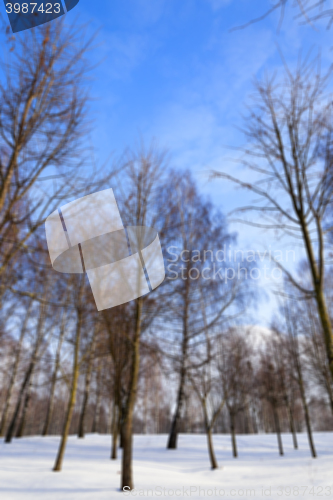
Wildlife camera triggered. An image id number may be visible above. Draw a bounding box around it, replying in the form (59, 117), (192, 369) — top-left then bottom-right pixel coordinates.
(6, 3), (61, 14)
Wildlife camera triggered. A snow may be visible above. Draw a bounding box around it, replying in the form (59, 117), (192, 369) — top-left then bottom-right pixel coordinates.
(0, 433), (332, 499)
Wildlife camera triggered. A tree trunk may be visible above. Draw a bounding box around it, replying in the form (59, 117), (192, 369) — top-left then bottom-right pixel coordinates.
(324, 371), (333, 417)
(298, 377), (317, 458)
(251, 404), (258, 434)
(167, 334), (188, 449)
(272, 406), (284, 456)
(92, 363), (102, 433)
(230, 412), (238, 458)
(111, 399), (118, 460)
(167, 274), (189, 450)
(314, 286), (333, 382)
(16, 381), (32, 438)
(167, 371), (186, 449)
(206, 428), (218, 469)
(5, 300), (47, 443)
(53, 279), (83, 472)
(262, 404), (269, 433)
(292, 325), (317, 459)
(119, 402), (125, 448)
(309, 308), (333, 418)
(78, 335), (95, 438)
(285, 396), (298, 450)
(154, 376), (160, 434)
(143, 371), (148, 434)
(43, 311), (66, 436)
(301, 221), (333, 383)
(202, 400), (219, 469)
(92, 394), (101, 433)
(244, 403), (253, 434)
(121, 297), (142, 491)
(5, 361), (35, 443)
(0, 303), (31, 436)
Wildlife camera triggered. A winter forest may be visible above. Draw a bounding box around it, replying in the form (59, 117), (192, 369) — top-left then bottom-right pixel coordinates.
(1, 1), (333, 498)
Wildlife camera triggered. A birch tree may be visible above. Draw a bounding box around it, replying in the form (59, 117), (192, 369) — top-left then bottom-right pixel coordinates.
(213, 58), (333, 382)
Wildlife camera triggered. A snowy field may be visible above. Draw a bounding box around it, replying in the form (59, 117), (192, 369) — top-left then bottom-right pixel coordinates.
(0, 433), (332, 500)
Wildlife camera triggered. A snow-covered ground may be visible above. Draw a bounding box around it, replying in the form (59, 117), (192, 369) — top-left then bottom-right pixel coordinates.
(0, 433), (332, 499)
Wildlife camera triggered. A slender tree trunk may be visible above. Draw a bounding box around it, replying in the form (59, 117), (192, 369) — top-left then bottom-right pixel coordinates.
(0, 303), (31, 436)
(264, 407), (269, 433)
(324, 374), (333, 417)
(155, 377), (160, 434)
(301, 222), (333, 383)
(167, 374), (185, 449)
(230, 411), (238, 458)
(285, 395), (298, 450)
(119, 402), (124, 448)
(252, 404), (258, 434)
(5, 361), (35, 443)
(111, 398), (118, 460)
(78, 335), (95, 439)
(167, 328), (188, 449)
(298, 377), (317, 458)
(167, 274), (189, 450)
(0, 374), (16, 437)
(202, 401), (220, 469)
(272, 405), (284, 456)
(16, 380), (32, 438)
(244, 403), (253, 434)
(43, 312), (66, 436)
(92, 363), (102, 433)
(111, 377), (121, 459)
(291, 324), (317, 459)
(92, 393), (101, 433)
(206, 428), (218, 469)
(5, 300), (47, 443)
(309, 308), (333, 417)
(53, 280), (84, 472)
(287, 300), (317, 458)
(119, 402), (125, 449)
(314, 286), (333, 382)
(121, 297), (142, 491)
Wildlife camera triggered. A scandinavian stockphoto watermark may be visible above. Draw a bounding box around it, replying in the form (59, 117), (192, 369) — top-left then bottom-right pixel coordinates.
(166, 246), (296, 283)
(45, 188), (165, 311)
(122, 486), (256, 497)
(122, 485), (333, 497)
(3, 0), (79, 33)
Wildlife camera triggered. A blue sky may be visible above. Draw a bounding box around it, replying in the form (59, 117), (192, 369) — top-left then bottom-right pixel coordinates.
(2, 0), (332, 324)
(66, 0), (333, 210)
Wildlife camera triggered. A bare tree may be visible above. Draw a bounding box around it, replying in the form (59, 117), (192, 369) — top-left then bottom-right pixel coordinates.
(271, 325), (299, 449)
(218, 328), (253, 458)
(5, 273), (52, 443)
(0, 21), (96, 293)
(53, 274), (87, 471)
(213, 57), (333, 382)
(231, 0), (333, 32)
(102, 305), (132, 460)
(188, 296), (226, 469)
(158, 170), (243, 450)
(259, 354), (285, 456)
(91, 358), (103, 434)
(77, 323), (97, 439)
(304, 301), (333, 416)
(42, 300), (69, 436)
(114, 145), (168, 490)
(0, 298), (33, 436)
(283, 299), (317, 458)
